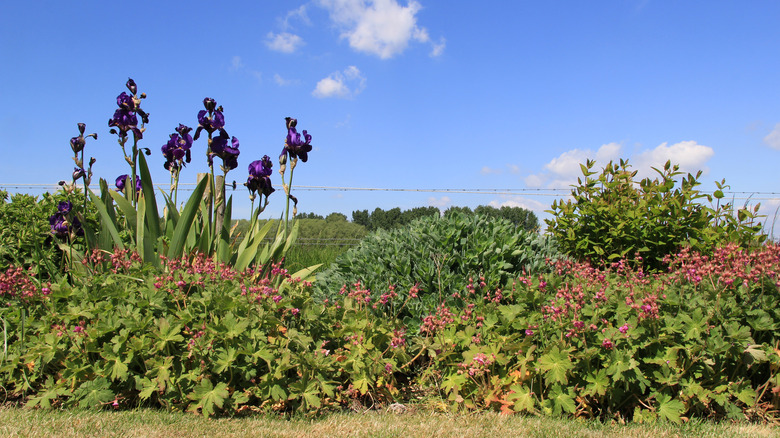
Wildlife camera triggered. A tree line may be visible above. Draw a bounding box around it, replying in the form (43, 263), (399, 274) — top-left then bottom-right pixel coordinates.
(344, 205), (538, 232)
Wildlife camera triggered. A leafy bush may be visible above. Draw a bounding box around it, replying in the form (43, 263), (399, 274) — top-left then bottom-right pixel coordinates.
(545, 159), (766, 271)
(0, 189), (96, 279)
(352, 205), (539, 232)
(313, 211), (563, 325)
(0, 250), (408, 415)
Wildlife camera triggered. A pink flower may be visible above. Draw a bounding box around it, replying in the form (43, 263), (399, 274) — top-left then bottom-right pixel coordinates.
(619, 324), (629, 334)
(602, 338), (613, 349)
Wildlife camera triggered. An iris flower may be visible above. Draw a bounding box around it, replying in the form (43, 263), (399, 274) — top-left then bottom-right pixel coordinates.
(246, 155), (275, 198)
(209, 129), (240, 170)
(161, 124), (193, 171)
(193, 98), (225, 140)
(115, 174), (142, 193)
(280, 117), (312, 163)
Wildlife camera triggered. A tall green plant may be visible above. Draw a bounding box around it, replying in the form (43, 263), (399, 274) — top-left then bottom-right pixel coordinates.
(545, 159), (766, 271)
(314, 212), (563, 325)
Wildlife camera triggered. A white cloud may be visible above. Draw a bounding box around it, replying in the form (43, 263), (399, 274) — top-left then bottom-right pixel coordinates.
(266, 32), (304, 53)
(488, 197), (547, 213)
(280, 5), (311, 29)
(427, 195), (451, 209)
(317, 0), (443, 59)
(430, 36), (446, 57)
(632, 140), (714, 178)
(273, 73), (297, 86)
(764, 123), (780, 150)
(480, 166), (502, 175)
(230, 55), (244, 71)
(480, 164), (520, 175)
(312, 66), (366, 99)
(528, 142), (622, 188)
(526, 140), (714, 189)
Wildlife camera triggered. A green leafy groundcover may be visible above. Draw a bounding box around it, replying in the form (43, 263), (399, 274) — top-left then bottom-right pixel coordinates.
(2, 244), (780, 422)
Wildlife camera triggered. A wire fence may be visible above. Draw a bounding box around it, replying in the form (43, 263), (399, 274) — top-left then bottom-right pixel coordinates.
(1, 183), (779, 201)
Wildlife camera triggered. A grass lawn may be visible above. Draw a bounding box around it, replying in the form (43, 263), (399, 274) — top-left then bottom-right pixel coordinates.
(0, 407), (777, 438)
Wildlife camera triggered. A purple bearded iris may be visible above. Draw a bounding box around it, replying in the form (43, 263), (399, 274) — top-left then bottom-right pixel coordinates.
(108, 79), (147, 139)
(70, 136), (86, 154)
(72, 167), (86, 181)
(246, 155), (274, 198)
(115, 174), (142, 193)
(161, 124), (193, 171)
(193, 98), (225, 140)
(281, 117), (312, 163)
(209, 129), (240, 170)
(49, 201), (82, 237)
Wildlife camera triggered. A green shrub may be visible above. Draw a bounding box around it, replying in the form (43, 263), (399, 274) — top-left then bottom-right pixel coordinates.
(0, 251), (409, 416)
(545, 159), (766, 271)
(313, 212), (563, 325)
(0, 189), (95, 279)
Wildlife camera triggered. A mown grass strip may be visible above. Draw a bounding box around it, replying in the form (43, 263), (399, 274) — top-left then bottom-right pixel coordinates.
(0, 408), (775, 438)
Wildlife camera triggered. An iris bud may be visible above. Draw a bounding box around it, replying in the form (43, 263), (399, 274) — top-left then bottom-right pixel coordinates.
(126, 78), (137, 95)
(203, 98), (216, 112)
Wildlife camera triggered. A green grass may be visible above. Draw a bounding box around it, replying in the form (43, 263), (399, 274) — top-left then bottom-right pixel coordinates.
(0, 407), (776, 438)
(283, 244), (351, 275)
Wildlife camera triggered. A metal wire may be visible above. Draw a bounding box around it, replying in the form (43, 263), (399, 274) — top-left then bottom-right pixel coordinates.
(1, 183), (777, 201)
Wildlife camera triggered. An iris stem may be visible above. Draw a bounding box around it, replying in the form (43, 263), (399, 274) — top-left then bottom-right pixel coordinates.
(283, 162), (296, 238)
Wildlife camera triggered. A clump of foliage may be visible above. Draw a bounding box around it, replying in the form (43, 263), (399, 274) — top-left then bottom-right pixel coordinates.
(409, 244), (780, 422)
(313, 211), (562, 325)
(3, 244), (780, 421)
(545, 159), (766, 271)
(0, 250), (409, 416)
(351, 205), (538, 233)
(0, 189), (96, 279)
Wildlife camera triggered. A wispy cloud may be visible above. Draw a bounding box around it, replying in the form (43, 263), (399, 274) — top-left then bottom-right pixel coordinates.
(273, 73), (298, 86)
(266, 32), (304, 53)
(488, 197), (548, 214)
(280, 5), (311, 30)
(526, 140), (714, 189)
(228, 55), (262, 83)
(317, 0), (444, 59)
(427, 195), (451, 209)
(764, 123), (780, 150)
(480, 164), (521, 175)
(230, 55), (244, 71)
(312, 66), (366, 99)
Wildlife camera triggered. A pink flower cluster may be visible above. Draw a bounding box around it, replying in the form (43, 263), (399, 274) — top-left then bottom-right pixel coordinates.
(420, 304), (455, 335)
(458, 352), (495, 377)
(0, 266), (51, 301)
(390, 328), (406, 348)
(665, 243), (780, 289)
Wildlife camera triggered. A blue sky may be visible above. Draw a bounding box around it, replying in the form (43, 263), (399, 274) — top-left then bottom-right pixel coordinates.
(2, 1), (780, 229)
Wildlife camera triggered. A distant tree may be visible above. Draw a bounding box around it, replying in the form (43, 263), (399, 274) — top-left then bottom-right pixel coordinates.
(297, 212), (324, 220)
(474, 205), (538, 231)
(444, 206), (473, 217)
(400, 206), (440, 225)
(352, 209), (370, 228)
(325, 212), (348, 222)
(384, 207), (402, 229)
